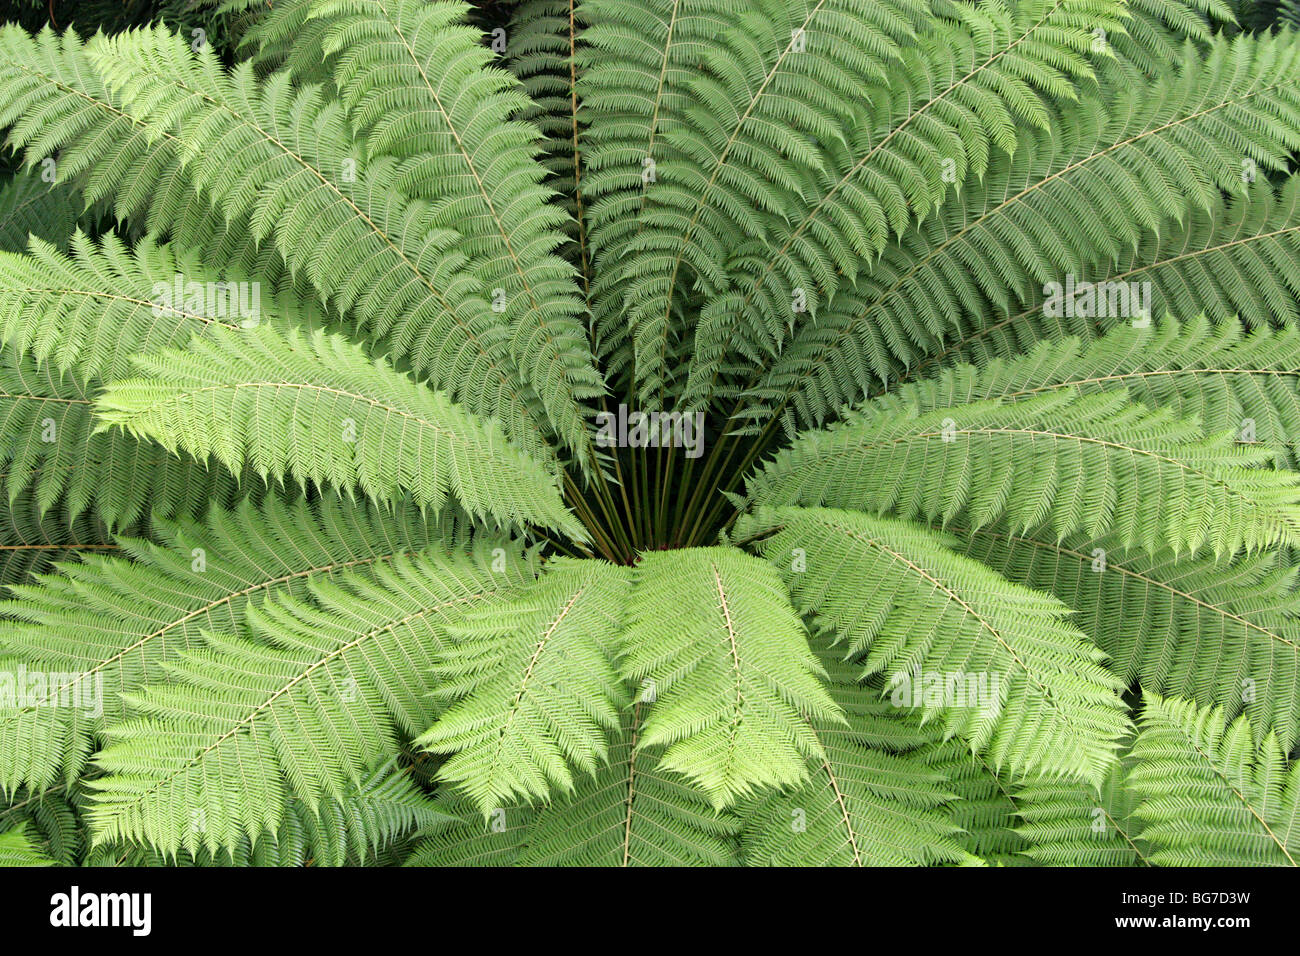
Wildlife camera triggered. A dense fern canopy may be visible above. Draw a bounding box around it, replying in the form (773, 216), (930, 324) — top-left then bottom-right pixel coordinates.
(0, 0), (1299, 868)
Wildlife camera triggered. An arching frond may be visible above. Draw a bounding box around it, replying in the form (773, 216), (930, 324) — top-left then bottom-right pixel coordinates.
(0, 495), (463, 792)
(737, 507), (1128, 784)
(930, 178), (1300, 372)
(880, 317), (1300, 469)
(63, 26), (563, 459)
(95, 325), (584, 539)
(307, 0), (605, 460)
(410, 708), (741, 867)
(87, 548), (535, 857)
(1127, 693), (1300, 866)
(682, 0), (1127, 406)
(738, 649), (976, 866)
(1013, 760), (1148, 866)
(748, 391), (1300, 557)
(417, 557), (631, 815)
(0, 26), (189, 232)
(740, 38), (1300, 430)
(619, 546), (842, 809)
(959, 525), (1300, 751)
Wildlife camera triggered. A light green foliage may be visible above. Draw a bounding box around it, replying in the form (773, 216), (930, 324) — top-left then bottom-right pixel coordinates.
(621, 547), (842, 808)
(96, 324), (584, 539)
(0, 0), (1297, 866)
(417, 557), (631, 814)
(1128, 694), (1300, 865)
(739, 507), (1129, 783)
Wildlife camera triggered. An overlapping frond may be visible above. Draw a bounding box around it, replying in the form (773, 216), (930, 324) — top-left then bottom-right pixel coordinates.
(503, 0), (592, 293)
(89, 762), (449, 867)
(95, 325), (584, 539)
(737, 507), (1128, 784)
(1127, 693), (1300, 865)
(740, 37), (1300, 431)
(306, 0), (604, 458)
(918, 741), (1031, 864)
(0, 825), (55, 865)
(748, 390), (1300, 557)
(0, 492), (116, 591)
(681, 0), (1127, 406)
(738, 649), (975, 866)
(619, 546), (842, 808)
(0, 495), (459, 792)
(57, 26), (566, 459)
(0, 168), (79, 253)
(87, 547), (535, 857)
(1013, 760), (1148, 865)
(0, 349), (250, 528)
(931, 178), (1300, 373)
(0, 25), (191, 233)
(583, 0), (950, 399)
(960, 526), (1300, 750)
(417, 557), (631, 815)
(880, 317), (1300, 469)
(410, 708), (741, 866)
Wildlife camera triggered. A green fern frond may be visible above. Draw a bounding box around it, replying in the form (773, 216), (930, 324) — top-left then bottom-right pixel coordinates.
(619, 546), (842, 809)
(0, 168), (80, 253)
(748, 390), (1300, 557)
(884, 317), (1300, 470)
(0, 825), (56, 865)
(64, 26), (563, 459)
(738, 507), (1128, 784)
(1127, 693), (1300, 865)
(87, 547), (534, 857)
(89, 762), (448, 866)
(95, 324), (584, 540)
(740, 38), (1300, 428)
(410, 708), (741, 867)
(1013, 760), (1149, 866)
(417, 557), (632, 815)
(918, 741), (1032, 864)
(738, 648), (976, 866)
(0, 349), (250, 528)
(959, 525), (1300, 751)
(682, 0), (1127, 406)
(307, 0), (605, 459)
(0, 25), (188, 231)
(0, 784), (79, 864)
(0, 491), (116, 591)
(0, 495), (462, 792)
(934, 178), (1300, 372)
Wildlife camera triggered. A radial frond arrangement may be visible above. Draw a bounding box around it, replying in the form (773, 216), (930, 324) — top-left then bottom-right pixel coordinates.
(0, 0), (1298, 868)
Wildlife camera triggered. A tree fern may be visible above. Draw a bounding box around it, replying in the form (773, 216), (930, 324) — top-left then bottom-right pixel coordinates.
(0, 0), (1298, 869)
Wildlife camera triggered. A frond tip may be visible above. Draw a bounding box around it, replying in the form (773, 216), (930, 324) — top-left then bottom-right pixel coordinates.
(95, 325), (586, 541)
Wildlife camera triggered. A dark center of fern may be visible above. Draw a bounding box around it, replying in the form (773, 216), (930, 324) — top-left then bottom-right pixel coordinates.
(564, 408), (761, 564)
